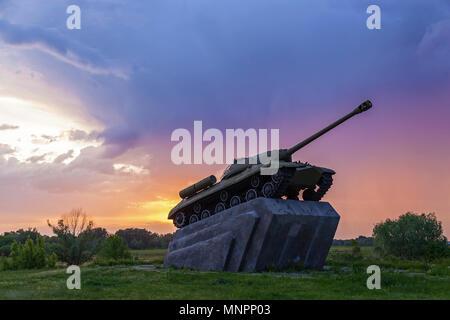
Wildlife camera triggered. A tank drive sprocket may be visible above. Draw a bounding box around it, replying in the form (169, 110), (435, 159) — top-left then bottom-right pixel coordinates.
(302, 173), (333, 201)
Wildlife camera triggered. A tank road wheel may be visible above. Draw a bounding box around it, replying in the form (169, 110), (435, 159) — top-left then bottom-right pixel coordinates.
(220, 190), (229, 202)
(201, 210), (211, 219)
(271, 171), (283, 184)
(174, 212), (187, 228)
(245, 189), (258, 202)
(189, 214), (199, 224)
(193, 203), (201, 214)
(302, 188), (318, 201)
(215, 202), (226, 214)
(230, 196), (241, 207)
(250, 175), (260, 188)
(262, 182), (275, 198)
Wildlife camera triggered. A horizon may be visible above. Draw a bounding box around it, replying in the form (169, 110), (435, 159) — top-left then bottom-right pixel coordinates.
(0, 223), (377, 241)
(1, 1), (449, 239)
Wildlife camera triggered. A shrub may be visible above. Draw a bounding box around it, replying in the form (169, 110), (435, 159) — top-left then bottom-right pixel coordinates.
(46, 253), (58, 268)
(0, 256), (11, 270)
(98, 235), (131, 261)
(373, 212), (449, 261)
(2, 236), (56, 270)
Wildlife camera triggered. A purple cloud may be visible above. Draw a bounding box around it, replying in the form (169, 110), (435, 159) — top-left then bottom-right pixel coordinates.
(0, 18), (129, 78)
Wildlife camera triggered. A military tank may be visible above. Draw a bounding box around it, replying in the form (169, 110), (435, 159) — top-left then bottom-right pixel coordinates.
(168, 100), (373, 228)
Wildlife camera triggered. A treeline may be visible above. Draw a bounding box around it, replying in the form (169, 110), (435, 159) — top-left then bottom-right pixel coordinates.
(0, 227), (173, 257)
(116, 228), (173, 250)
(1, 209), (176, 271)
(2, 210), (448, 271)
(333, 236), (374, 247)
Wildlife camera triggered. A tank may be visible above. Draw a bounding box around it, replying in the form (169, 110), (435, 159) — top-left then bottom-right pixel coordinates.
(168, 100), (373, 228)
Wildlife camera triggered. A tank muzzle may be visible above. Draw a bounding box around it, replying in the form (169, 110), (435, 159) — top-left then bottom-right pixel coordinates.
(353, 100), (373, 114)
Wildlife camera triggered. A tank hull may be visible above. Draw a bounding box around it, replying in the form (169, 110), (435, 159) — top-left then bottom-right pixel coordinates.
(168, 161), (335, 227)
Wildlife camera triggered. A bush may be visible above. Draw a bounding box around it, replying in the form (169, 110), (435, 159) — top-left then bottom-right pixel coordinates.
(0, 256), (11, 271)
(373, 212), (449, 261)
(98, 235), (131, 261)
(1, 236), (57, 270)
(46, 253), (58, 268)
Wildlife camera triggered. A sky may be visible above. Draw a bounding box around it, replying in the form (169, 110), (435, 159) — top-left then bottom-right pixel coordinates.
(0, 0), (449, 238)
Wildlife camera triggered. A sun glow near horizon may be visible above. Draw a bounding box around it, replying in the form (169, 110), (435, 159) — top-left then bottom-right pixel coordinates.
(0, 96), (103, 164)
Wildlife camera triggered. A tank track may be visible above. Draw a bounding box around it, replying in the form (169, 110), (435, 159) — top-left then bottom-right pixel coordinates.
(272, 167), (296, 198)
(173, 170), (333, 228)
(313, 173), (333, 201)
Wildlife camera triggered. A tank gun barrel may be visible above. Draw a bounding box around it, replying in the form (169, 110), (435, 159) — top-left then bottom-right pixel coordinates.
(281, 100), (372, 159)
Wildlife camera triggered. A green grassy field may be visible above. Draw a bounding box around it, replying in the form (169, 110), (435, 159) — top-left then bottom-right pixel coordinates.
(0, 247), (448, 300)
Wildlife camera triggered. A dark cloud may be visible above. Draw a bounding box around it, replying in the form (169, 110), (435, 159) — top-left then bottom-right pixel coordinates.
(98, 127), (139, 158)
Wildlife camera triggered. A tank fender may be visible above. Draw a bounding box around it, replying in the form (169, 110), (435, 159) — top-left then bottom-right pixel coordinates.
(316, 167), (336, 175)
(291, 166), (334, 188)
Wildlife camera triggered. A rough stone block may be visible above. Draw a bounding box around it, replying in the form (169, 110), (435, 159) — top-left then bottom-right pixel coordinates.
(164, 198), (340, 271)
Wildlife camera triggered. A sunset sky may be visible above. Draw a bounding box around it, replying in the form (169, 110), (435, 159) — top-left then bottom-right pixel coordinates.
(0, 0), (449, 238)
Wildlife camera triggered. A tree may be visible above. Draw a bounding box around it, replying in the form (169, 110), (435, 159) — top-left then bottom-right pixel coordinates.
(115, 228), (157, 249)
(89, 228), (108, 241)
(373, 212), (449, 260)
(98, 235), (131, 261)
(47, 208), (98, 265)
(115, 228), (174, 249)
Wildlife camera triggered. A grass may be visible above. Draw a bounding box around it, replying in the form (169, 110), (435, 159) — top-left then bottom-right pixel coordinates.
(130, 249), (167, 264)
(0, 247), (448, 300)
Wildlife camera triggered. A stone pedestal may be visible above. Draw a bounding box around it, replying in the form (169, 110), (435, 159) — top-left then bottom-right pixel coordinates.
(163, 198), (339, 271)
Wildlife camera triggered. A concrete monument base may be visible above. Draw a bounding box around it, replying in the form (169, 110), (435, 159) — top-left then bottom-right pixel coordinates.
(163, 198), (339, 271)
